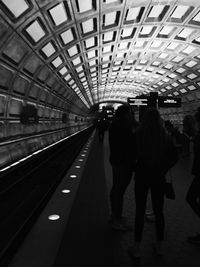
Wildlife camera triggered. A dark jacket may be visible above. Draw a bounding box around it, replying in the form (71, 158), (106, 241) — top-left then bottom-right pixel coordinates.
(134, 132), (178, 181)
(109, 120), (136, 166)
(192, 132), (200, 176)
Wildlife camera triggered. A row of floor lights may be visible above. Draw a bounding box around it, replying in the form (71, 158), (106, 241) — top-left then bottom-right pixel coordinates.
(48, 137), (93, 221)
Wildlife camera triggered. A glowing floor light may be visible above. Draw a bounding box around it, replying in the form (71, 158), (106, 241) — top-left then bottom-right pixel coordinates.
(70, 175), (77, 178)
(62, 189), (71, 194)
(48, 214), (60, 220)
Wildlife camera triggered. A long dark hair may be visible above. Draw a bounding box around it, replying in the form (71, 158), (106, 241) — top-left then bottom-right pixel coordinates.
(136, 108), (168, 163)
(113, 104), (132, 127)
(114, 104), (131, 119)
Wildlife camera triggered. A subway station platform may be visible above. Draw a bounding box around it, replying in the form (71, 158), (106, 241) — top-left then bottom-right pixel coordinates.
(9, 130), (200, 267)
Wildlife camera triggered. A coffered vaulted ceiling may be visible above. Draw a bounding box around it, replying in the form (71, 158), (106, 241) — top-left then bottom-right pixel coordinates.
(1, 0), (200, 111)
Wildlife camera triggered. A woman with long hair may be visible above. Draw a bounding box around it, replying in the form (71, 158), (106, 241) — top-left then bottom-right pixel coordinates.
(109, 104), (136, 230)
(129, 108), (178, 258)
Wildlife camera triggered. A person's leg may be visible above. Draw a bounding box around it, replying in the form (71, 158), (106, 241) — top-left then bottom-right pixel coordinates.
(99, 131), (103, 143)
(186, 176), (200, 217)
(110, 165), (133, 220)
(119, 164), (133, 204)
(151, 181), (165, 242)
(151, 181), (165, 255)
(98, 130), (101, 142)
(110, 165), (133, 230)
(110, 165), (123, 219)
(146, 192), (153, 214)
(134, 178), (149, 242)
(101, 130), (105, 143)
(186, 176), (200, 243)
(129, 178), (148, 258)
(145, 192), (155, 222)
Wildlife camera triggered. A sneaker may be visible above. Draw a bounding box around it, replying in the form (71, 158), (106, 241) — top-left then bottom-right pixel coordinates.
(110, 218), (133, 231)
(128, 244), (141, 259)
(187, 233), (200, 244)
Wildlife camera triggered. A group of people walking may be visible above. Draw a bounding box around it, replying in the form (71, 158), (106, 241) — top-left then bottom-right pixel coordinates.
(107, 104), (200, 259)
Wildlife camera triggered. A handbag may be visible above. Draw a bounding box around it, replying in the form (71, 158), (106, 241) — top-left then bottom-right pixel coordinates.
(165, 170), (175, 200)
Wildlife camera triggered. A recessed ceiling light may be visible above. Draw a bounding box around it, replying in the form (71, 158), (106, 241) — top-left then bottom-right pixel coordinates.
(2, 0), (29, 18)
(60, 29), (74, 44)
(104, 11), (117, 26)
(26, 20), (46, 42)
(126, 7), (140, 21)
(49, 3), (68, 26)
(171, 5), (190, 19)
(148, 5), (165, 18)
(41, 42), (56, 57)
(77, 0), (93, 13)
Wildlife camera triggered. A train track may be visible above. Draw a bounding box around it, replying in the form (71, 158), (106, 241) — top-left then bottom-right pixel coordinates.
(0, 126), (94, 266)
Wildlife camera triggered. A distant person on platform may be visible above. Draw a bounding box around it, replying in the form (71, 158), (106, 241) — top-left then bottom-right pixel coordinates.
(186, 107), (200, 244)
(182, 115), (196, 157)
(97, 118), (107, 143)
(129, 108), (178, 258)
(109, 104), (136, 230)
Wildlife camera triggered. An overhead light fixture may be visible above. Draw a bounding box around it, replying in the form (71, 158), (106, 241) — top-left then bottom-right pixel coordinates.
(1, 0), (29, 18)
(25, 20), (46, 42)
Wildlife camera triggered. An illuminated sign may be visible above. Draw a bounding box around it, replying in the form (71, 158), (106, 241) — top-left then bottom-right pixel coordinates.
(128, 98), (148, 106)
(128, 96), (181, 108)
(158, 97), (181, 107)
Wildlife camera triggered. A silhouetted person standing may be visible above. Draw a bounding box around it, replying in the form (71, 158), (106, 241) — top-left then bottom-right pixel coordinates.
(129, 108), (178, 258)
(109, 105), (136, 230)
(186, 107), (200, 244)
(97, 118), (107, 143)
(182, 115), (196, 157)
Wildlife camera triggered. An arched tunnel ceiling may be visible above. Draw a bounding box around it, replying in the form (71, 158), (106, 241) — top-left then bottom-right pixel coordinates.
(1, 0), (200, 113)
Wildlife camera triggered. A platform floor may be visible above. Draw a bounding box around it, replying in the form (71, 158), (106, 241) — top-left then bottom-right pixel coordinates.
(8, 130), (198, 267)
(53, 130), (200, 267)
(53, 131), (113, 267)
